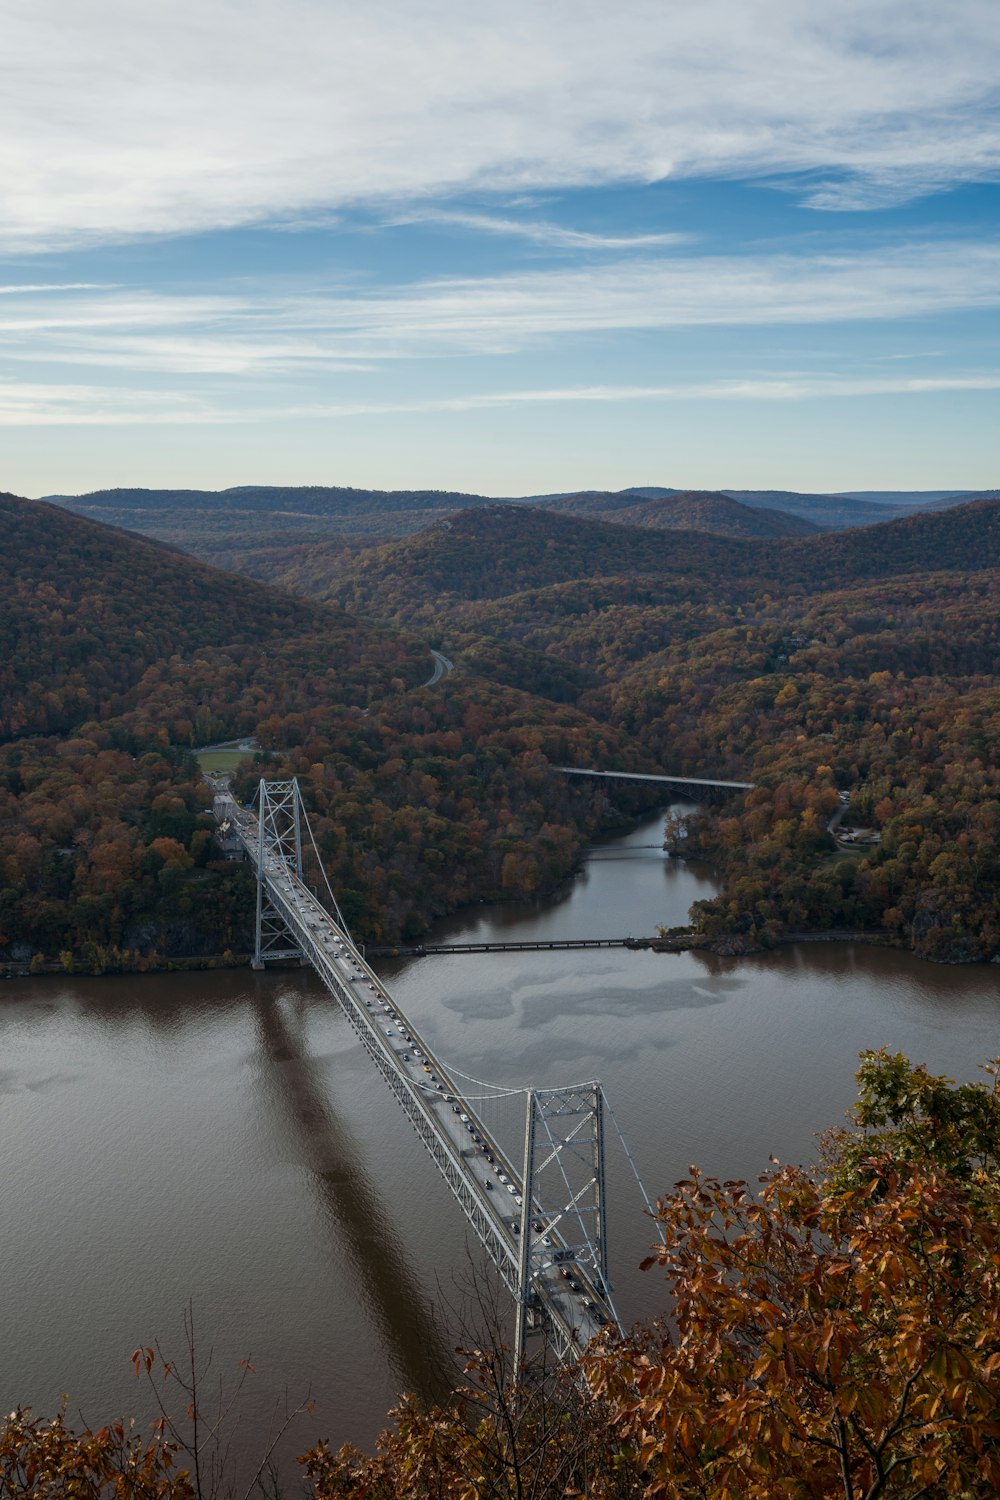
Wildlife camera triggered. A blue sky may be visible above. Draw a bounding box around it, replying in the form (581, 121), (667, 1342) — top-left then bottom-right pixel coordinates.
(2, 0), (999, 496)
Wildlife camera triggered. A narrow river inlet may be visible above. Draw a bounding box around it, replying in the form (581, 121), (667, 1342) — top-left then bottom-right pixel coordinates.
(1, 806), (996, 1472)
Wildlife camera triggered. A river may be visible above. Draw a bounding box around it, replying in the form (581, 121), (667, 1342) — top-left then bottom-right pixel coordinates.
(1, 805), (997, 1471)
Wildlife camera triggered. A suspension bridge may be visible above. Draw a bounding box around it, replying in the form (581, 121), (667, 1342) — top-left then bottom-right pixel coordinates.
(213, 779), (661, 1367)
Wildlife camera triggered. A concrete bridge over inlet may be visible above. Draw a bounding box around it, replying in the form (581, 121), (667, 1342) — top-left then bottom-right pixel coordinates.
(555, 766), (755, 796)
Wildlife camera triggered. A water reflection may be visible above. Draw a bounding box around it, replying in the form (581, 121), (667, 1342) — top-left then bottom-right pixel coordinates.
(251, 990), (452, 1400)
(2, 803), (997, 1462)
(0, 1066), (83, 1094)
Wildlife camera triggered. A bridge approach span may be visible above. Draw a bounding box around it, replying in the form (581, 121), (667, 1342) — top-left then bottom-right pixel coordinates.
(556, 765), (754, 792)
(215, 780), (619, 1365)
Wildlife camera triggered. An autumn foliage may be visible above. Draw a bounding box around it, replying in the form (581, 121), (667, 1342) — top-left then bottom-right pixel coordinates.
(0, 493), (657, 963)
(0, 1408), (192, 1498)
(274, 498), (1000, 963)
(590, 1164), (998, 1497)
(10, 486), (1000, 963)
(2, 1053), (998, 1495)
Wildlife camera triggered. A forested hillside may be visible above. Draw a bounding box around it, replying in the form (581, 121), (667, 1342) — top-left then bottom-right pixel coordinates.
(278, 497), (1000, 964)
(46, 480), (961, 580)
(47, 483), (504, 516)
(301, 495), (1000, 612)
(783, 496), (1000, 580)
(44, 484), (523, 576)
(539, 489), (822, 537)
(292, 504), (759, 619)
(11, 486), (1000, 966)
(0, 493), (379, 738)
(719, 488), (914, 528)
(0, 494), (656, 969)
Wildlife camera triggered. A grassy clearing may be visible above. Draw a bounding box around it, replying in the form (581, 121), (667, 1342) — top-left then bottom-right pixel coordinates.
(195, 748), (250, 773)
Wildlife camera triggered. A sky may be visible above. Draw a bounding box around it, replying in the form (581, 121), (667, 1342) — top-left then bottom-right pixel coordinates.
(2, 0), (999, 496)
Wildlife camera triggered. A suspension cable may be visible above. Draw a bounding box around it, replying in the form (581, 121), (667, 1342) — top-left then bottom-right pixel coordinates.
(287, 780), (665, 1264)
(440, 1063), (528, 1096)
(600, 1084), (667, 1246)
(299, 793), (349, 932)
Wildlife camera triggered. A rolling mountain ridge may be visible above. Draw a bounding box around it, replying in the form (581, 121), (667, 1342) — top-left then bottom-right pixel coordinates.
(539, 490), (822, 538)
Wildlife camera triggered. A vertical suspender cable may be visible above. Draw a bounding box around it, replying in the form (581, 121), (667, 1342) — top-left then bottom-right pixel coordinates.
(600, 1085), (667, 1246)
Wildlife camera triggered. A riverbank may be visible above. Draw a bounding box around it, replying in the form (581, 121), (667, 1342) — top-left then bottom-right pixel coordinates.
(1, 951), (252, 980)
(364, 926), (903, 962)
(0, 923), (979, 980)
(2, 807), (997, 1463)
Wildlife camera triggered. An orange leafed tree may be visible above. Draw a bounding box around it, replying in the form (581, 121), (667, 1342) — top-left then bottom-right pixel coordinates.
(0, 1408), (193, 1498)
(588, 1159), (999, 1498)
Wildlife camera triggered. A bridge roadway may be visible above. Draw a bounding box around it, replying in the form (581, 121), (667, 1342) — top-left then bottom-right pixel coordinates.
(555, 765), (754, 791)
(218, 791), (611, 1360)
(364, 937), (663, 957)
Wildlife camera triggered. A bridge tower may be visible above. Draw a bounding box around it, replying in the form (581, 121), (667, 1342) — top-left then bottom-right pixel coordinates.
(253, 779), (306, 968)
(515, 1082), (611, 1366)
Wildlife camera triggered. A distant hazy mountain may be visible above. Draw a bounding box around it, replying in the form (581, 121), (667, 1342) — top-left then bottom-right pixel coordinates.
(616, 494), (821, 538)
(285, 495), (1000, 624)
(616, 487), (687, 500)
(602, 486), (918, 530)
(42, 484), (518, 574)
(43, 484), (509, 515)
(620, 485), (999, 529)
(525, 490), (645, 516)
(783, 496), (1000, 582)
(833, 490), (986, 503)
(719, 490), (916, 529)
(44, 485), (998, 576)
(918, 489), (1000, 511)
(535, 489), (821, 538)
(622, 485), (992, 506)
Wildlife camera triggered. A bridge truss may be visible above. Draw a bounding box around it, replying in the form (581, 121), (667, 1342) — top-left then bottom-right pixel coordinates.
(216, 777), (656, 1365)
(254, 781), (303, 966)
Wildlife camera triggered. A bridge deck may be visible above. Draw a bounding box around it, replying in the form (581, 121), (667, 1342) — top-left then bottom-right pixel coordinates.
(365, 937), (663, 957)
(555, 765), (755, 790)
(217, 792), (611, 1359)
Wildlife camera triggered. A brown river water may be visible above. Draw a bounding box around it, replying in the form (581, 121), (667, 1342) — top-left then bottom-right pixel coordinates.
(1, 806), (997, 1474)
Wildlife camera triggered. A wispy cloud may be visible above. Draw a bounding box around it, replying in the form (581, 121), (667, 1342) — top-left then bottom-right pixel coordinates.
(0, 382), (231, 425)
(0, 283), (107, 295)
(286, 374), (1000, 416)
(2, 2), (999, 249)
(386, 211), (689, 251)
(6, 372), (1000, 426)
(2, 241), (998, 374)
(0, 291), (236, 334)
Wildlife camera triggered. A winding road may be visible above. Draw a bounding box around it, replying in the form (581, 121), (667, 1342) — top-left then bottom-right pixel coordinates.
(423, 649), (454, 686)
